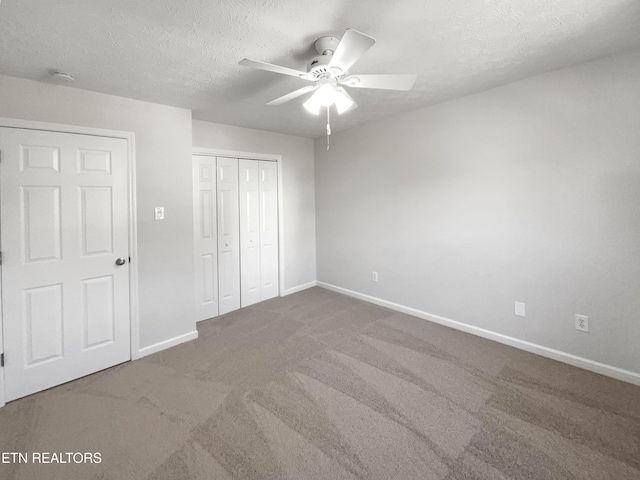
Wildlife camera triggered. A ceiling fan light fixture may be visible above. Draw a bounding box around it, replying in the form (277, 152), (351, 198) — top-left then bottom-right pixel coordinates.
(303, 84), (355, 115)
(316, 83), (339, 106)
(334, 87), (355, 114)
(303, 83), (335, 115)
(303, 93), (323, 115)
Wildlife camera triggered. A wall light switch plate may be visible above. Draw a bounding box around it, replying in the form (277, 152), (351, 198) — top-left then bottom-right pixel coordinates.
(515, 301), (526, 317)
(154, 207), (165, 220)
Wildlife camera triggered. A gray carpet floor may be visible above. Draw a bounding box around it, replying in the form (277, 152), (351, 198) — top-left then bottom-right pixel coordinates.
(0, 287), (639, 479)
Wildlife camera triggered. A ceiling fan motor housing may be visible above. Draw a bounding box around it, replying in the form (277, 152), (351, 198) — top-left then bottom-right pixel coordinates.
(307, 54), (333, 77)
(313, 36), (340, 55)
(307, 36), (343, 78)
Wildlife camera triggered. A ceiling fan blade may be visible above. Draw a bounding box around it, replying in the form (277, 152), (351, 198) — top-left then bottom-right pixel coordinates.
(328, 29), (376, 73)
(266, 85), (318, 106)
(342, 74), (417, 91)
(239, 58), (308, 79)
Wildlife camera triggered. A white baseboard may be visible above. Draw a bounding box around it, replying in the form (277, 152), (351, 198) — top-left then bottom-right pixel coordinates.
(317, 282), (640, 387)
(282, 281), (317, 296)
(137, 330), (199, 359)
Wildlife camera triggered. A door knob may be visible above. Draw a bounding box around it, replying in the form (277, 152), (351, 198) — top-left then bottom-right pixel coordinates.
(115, 257), (126, 266)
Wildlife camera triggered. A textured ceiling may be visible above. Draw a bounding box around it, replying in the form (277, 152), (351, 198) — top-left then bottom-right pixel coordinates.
(1, 0), (639, 138)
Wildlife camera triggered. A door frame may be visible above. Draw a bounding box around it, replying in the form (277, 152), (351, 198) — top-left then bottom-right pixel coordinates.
(0, 117), (140, 407)
(192, 148), (285, 318)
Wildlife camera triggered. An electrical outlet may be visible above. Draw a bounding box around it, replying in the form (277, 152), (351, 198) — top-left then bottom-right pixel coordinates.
(515, 301), (526, 317)
(154, 207), (165, 220)
(575, 314), (589, 332)
(372, 271), (378, 282)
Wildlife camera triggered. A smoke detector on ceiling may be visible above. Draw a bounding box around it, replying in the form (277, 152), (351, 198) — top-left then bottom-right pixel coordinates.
(49, 70), (75, 83)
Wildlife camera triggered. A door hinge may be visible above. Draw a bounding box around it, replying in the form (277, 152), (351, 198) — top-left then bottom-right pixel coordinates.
(1, 353), (4, 367)
(0, 251), (2, 265)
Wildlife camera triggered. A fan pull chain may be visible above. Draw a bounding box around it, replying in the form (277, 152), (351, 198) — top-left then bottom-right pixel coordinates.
(326, 106), (331, 151)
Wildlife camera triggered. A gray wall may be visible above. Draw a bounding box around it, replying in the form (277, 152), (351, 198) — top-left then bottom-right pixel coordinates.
(0, 74), (196, 350)
(315, 49), (640, 374)
(193, 120), (317, 291)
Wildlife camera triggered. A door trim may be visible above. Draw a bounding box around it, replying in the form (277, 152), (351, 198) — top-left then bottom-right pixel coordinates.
(0, 117), (140, 407)
(192, 148), (285, 314)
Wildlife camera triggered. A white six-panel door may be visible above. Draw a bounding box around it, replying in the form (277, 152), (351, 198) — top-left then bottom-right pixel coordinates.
(216, 157), (241, 315)
(193, 155), (218, 321)
(0, 128), (131, 402)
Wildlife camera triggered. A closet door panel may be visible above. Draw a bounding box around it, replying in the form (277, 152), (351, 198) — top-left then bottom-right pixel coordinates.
(217, 157), (240, 314)
(239, 159), (261, 307)
(259, 161), (279, 301)
(193, 155), (218, 320)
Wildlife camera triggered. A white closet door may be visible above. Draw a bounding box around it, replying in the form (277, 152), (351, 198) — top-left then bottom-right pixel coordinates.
(259, 161), (279, 301)
(239, 159), (261, 307)
(217, 157), (240, 315)
(0, 127), (131, 402)
(193, 155), (218, 321)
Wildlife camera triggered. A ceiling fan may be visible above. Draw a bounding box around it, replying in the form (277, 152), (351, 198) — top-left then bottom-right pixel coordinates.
(239, 28), (417, 117)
